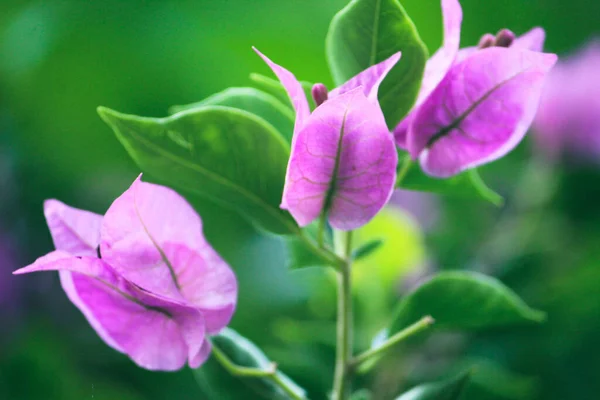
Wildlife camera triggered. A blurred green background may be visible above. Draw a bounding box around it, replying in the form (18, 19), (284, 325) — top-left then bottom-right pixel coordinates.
(1, 0), (599, 399)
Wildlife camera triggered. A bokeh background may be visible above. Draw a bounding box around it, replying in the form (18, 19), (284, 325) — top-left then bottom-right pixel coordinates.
(1, 0), (599, 399)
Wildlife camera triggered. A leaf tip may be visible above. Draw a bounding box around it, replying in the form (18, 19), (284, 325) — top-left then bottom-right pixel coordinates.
(96, 106), (120, 125)
(529, 309), (547, 323)
(424, 315), (435, 326)
(489, 192), (505, 207)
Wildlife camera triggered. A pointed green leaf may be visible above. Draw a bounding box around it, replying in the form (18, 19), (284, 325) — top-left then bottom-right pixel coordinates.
(194, 328), (306, 400)
(352, 238), (384, 261)
(169, 87), (295, 142)
(398, 156), (503, 206)
(395, 371), (472, 400)
(98, 106), (297, 235)
(326, 0), (428, 128)
(390, 271), (546, 334)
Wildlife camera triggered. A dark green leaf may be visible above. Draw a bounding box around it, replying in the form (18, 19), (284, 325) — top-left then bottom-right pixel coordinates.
(250, 73), (316, 111)
(98, 106), (297, 235)
(390, 271), (545, 334)
(194, 328), (306, 400)
(395, 371), (472, 400)
(351, 389), (373, 400)
(398, 157), (503, 206)
(352, 238), (384, 261)
(456, 358), (538, 399)
(169, 87), (295, 142)
(326, 0), (428, 128)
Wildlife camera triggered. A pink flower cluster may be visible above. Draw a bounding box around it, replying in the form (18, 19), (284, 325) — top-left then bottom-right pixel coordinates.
(14, 177), (237, 371)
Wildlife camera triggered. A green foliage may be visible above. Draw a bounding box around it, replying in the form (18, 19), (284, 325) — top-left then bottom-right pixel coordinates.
(284, 223), (328, 269)
(457, 358), (538, 400)
(395, 371), (472, 400)
(194, 328), (305, 400)
(169, 87), (295, 142)
(326, 0), (428, 128)
(98, 106), (297, 235)
(389, 271), (545, 334)
(351, 389), (373, 399)
(249, 73), (316, 111)
(397, 157), (503, 206)
(3, 1), (600, 400)
(352, 239), (384, 261)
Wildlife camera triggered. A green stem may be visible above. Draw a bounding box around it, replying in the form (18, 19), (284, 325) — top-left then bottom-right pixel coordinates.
(350, 316), (435, 369)
(395, 155), (413, 188)
(211, 343), (305, 400)
(332, 230), (353, 400)
(317, 212), (327, 248)
(298, 228), (345, 270)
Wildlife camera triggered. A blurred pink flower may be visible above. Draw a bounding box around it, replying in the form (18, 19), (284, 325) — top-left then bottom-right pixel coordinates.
(533, 40), (600, 162)
(390, 190), (441, 232)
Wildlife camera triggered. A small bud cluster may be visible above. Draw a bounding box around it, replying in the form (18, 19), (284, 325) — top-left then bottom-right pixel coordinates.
(478, 29), (517, 49)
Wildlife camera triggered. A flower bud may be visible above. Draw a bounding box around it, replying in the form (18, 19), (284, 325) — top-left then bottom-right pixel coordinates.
(477, 33), (496, 49)
(311, 83), (329, 107)
(495, 29), (516, 48)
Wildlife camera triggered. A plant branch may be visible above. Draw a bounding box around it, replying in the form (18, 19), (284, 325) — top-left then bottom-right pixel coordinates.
(395, 154), (413, 188)
(211, 343), (306, 400)
(298, 228), (345, 270)
(332, 230), (353, 400)
(350, 316), (435, 369)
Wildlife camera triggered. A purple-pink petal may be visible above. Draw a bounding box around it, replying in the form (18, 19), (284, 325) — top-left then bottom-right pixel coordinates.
(253, 47), (310, 137)
(533, 40), (600, 161)
(100, 176), (237, 332)
(408, 47), (557, 177)
(281, 88), (397, 230)
(512, 27), (546, 52)
(189, 339), (213, 368)
(417, 0), (463, 105)
(15, 253), (206, 371)
(329, 52), (402, 103)
(394, 0), (462, 149)
(44, 199), (102, 257)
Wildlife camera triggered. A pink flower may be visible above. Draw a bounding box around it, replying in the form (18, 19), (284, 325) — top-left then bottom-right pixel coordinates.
(533, 40), (600, 162)
(254, 48), (400, 230)
(14, 176), (237, 371)
(394, 0), (557, 177)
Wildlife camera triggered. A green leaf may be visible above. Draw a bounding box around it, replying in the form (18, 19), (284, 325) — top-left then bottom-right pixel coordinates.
(390, 271), (546, 334)
(352, 238), (384, 261)
(326, 0), (428, 128)
(351, 389), (373, 400)
(395, 371), (472, 400)
(194, 328), (306, 400)
(250, 73), (316, 111)
(169, 87), (295, 142)
(456, 358), (538, 399)
(398, 157), (503, 206)
(98, 106), (297, 235)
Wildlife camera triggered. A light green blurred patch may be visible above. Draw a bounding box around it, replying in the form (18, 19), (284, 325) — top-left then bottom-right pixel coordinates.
(354, 206), (426, 287)
(352, 206), (427, 338)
